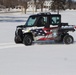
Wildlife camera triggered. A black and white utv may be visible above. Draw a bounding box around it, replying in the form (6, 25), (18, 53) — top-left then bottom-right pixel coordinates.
(14, 12), (76, 46)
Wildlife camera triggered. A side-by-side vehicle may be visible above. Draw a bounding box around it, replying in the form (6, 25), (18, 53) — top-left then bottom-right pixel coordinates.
(14, 12), (76, 46)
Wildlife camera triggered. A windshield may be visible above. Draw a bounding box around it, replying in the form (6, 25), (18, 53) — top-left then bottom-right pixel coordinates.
(26, 16), (37, 27)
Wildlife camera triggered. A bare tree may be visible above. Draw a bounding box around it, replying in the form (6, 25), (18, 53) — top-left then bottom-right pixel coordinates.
(34, 0), (37, 12)
(0, 0), (18, 10)
(18, 0), (30, 14)
(38, 0), (45, 12)
(3, 0), (12, 11)
(0, 0), (3, 5)
(67, 0), (73, 9)
(51, 0), (66, 14)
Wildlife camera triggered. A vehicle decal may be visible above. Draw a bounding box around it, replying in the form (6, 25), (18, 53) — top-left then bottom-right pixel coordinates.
(30, 27), (58, 41)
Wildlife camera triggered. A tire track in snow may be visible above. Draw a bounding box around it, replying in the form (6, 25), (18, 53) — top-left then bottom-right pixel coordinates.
(0, 43), (24, 49)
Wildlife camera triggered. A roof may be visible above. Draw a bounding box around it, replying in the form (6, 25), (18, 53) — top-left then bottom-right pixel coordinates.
(30, 12), (61, 17)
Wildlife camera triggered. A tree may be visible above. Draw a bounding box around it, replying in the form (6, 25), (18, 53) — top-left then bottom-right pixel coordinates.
(0, 0), (3, 5)
(51, 0), (66, 14)
(0, 0), (18, 11)
(3, 0), (12, 11)
(67, 0), (73, 9)
(38, 0), (45, 12)
(18, 0), (30, 14)
(34, 0), (37, 12)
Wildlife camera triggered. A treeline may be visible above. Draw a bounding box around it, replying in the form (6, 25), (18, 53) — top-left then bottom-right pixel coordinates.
(51, 0), (76, 14)
(0, 0), (76, 14)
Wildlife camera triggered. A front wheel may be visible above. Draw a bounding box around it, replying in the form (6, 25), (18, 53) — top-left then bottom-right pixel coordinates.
(23, 35), (33, 46)
(63, 35), (74, 44)
(14, 36), (22, 43)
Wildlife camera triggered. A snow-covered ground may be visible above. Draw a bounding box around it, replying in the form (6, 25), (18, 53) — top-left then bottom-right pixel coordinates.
(0, 10), (76, 75)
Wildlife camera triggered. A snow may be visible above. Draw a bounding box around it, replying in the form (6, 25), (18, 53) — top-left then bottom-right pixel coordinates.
(0, 10), (76, 75)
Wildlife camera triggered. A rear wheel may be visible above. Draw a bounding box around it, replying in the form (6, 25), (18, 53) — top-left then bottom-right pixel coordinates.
(55, 33), (69, 43)
(63, 35), (74, 44)
(23, 35), (33, 46)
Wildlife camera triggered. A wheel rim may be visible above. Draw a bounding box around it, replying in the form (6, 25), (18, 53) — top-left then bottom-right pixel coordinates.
(26, 37), (32, 44)
(67, 37), (73, 44)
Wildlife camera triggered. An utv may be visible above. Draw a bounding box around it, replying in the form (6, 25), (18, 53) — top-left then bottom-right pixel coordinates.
(14, 12), (76, 46)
